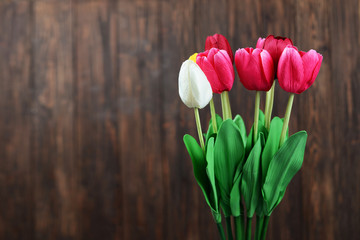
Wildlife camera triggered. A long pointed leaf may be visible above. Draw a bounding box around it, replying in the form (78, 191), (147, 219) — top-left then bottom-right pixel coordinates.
(261, 117), (283, 183)
(183, 134), (215, 212)
(233, 114), (247, 147)
(214, 119), (245, 216)
(206, 137), (221, 222)
(262, 131), (308, 215)
(205, 114), (223, 145)
(241, 133), (263, 217)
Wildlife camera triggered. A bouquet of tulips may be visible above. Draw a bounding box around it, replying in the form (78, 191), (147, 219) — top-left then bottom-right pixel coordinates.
(178, 34), (322, 240)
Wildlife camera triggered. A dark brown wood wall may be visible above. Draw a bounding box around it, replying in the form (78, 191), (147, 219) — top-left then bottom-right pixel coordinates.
(0, 0), (358, 239)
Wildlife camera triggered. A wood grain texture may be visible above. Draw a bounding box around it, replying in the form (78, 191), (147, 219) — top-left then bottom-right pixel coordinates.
(0, 0), (358, 239)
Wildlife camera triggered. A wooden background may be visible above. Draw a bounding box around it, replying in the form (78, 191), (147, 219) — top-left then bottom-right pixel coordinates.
(0, 0), (358, 239)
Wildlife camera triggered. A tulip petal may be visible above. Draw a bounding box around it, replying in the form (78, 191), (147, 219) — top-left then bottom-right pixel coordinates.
(207, 48), (217, 66)
(302, 50), (320, 81)
(197, 56), (223, 94)
(189, 62), (213, 108)
(235, 48), (264, 90)
(298, 51), (323, 93)
(259, 50), (275, 89)
(214, 50), (234, 91)
(235, 48), (251, 71)
(277, 47), (304, 94)
(256, 37), (265, 48)
(263, 35), (278, 61)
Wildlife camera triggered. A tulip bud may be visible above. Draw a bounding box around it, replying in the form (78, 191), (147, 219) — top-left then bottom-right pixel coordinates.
(258, 35), (294, 69)
(205, 33), (234, 63)
(235, 48), (275, 91)
(196, 48), (234, 94)
(277, 46), (323, 94)
(178, 60), (213, 109)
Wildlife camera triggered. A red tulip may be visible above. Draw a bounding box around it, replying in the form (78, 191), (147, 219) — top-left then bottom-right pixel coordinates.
(235, 48), (275, 91)
(258, 35), (293, 69)
(205, 34), (234, 63)
(277, 46), (323, 94)
(196, 48), (234, 94)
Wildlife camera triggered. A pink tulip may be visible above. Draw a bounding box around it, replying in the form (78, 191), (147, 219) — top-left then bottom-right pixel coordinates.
(257, 35), (293, 69)
(196, 48), (234, 94)
(205, 34), (234, 63)
(235, 48), (275, 91)
(277, 46), (323, 94)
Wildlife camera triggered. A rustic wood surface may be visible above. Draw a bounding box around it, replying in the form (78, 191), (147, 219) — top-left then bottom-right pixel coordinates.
(0, 0), (358, 239)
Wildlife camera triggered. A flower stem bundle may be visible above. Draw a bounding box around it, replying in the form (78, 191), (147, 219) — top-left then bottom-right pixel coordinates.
(179, 34), (322, 240)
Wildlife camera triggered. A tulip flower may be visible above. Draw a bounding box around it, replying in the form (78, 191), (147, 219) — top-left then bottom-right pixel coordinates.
(196, 48), (234, 94)
(178, 59), (213, 151)
(235, 47), (275, 143)
(277, 46), (322, 147)
(197, 48), (234, 120)
(235, 48), (274, 91)
(256, 35), (293, 130)
(257, 35), (293, 69)
(178, 59), (212, 109)
(277, 46), (323, 94)
(205, 33), (234, 63)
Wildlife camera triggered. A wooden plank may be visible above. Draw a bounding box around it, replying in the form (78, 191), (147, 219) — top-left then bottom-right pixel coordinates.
(328, 0), (360, 239)
(0, 0), (358, 239)
(291, 1), (335, 240)
(0, 1), (33, 239)
(118, 1), (164, 239)
(32, 1), (76, 239)
(73, 1), (122, 239)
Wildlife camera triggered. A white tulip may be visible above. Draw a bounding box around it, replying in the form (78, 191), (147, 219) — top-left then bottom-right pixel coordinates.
(178, 60), (213, 109)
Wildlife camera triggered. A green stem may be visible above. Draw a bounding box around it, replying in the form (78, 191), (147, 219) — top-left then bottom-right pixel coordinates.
(264, 90), (271, 130)
(264, 82), (275, 130)
(260, 216), (270, 240)
(224, 91), (232, 119)
(269, 82), (275, 122)
(226, 216), (233, 240)
(234, 215), (245, 240)
(279, 93), (294, 147)
(255, 216), (264, 240)
(245, 217), (252, 240)
(253, 91), (261, 143)
(220, 92), (228, 120)
(210, 98), (218, 133)
(217, 223), (226, 240)
(194, 108), (205, 151)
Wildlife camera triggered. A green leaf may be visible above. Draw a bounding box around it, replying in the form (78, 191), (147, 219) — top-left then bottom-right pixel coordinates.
(262, 131), (308, 216)
(280, 117), (289, 141)
(230, 172), (242, 217)
(245, 121), (267, 158)
(261, 117), (283, 183)
(183, 134), (214, 213)
(206, 137), (221, 222)
(233, 114), (247, 147)
(205, 114), (223, 145)
(214, 119), (245, 216)
(259, 109), (265, 125)
(241, 133), (263, 217)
